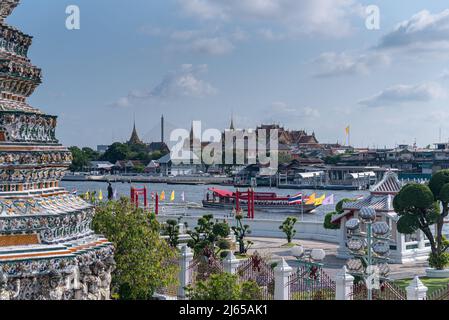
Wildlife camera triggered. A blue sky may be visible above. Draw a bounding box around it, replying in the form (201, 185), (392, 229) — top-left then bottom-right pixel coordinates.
(9, 0), (449, 148)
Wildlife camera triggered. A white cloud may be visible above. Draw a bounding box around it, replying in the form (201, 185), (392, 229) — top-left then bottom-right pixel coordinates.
(111, 64), (217, 107)
(271, 101), (295, 113)
(258, 28), (287, 41)
(378, 9), (449, 55)
(269, 102), (320, 118)
(358, 82), (445, 108)
(168, 28), (236, 55)
(189, 37), (235, 55)
(178, 0), (363, 38)
(312, 51), (390, 77)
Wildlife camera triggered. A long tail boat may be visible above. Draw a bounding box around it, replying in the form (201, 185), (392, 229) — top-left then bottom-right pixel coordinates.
(202, 188), (319, 214)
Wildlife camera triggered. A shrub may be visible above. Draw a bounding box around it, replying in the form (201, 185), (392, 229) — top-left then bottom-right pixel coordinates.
(429, 252), (449, 270)
(186, 273), (263, 300)
(279, 217), (297, 243)
(92, 198), (179, 299)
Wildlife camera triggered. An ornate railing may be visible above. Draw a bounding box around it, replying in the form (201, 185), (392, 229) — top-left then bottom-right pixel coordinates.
(236, 252), (274, 300)
(427, 284), (449, 300)
(287, 264), (335, 300)
(187, 255), (224, 289)
(352, 281), (406, 300)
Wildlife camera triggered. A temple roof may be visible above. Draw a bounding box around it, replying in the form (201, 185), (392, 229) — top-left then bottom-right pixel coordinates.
(0, 0), (20, 23)
(128, 121), (144, 145)
(331, 171), (402, 224)
(370, 171), (402, 194)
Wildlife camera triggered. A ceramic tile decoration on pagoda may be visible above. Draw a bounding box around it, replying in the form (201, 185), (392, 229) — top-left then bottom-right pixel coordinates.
(0, 0), (114, 300)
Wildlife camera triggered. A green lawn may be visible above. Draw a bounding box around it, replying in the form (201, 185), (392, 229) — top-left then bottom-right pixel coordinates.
(394, 277), (449, 296)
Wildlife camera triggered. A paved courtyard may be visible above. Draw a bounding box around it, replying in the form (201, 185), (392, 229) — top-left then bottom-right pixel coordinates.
(247, 237), (429, 280)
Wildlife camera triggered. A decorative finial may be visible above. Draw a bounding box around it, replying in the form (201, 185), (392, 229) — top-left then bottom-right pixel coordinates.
(0, 0), (20, 23)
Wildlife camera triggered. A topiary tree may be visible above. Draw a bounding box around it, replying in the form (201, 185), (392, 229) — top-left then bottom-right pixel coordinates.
(162, 219), (180, 248)
(323, 198), (354, 230)
(231, 215), (253, 255)
(393, 181), (446, 269)
(187, 215), (230, 256)
(279, 217), (297, 243)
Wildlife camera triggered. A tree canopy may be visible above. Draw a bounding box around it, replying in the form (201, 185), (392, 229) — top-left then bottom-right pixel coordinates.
(92, 198), (179, 299)
(394, 177), (449, 270)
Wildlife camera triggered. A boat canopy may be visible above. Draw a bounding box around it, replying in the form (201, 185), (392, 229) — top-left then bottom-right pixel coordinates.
(297, 171), (324, 179)
(208, 188), (234, 198)
(347, 171), (376, 179)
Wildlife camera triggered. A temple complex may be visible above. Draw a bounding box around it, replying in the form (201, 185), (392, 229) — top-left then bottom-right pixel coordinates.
(0, 0), (114, 300)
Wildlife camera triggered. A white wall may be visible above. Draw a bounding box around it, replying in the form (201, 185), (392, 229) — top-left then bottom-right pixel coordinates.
(157, 215), (339, 243)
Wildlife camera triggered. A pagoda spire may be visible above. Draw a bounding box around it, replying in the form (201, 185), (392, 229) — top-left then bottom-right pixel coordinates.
(230, 114), (235, 130)
(128, 117), (143, 145)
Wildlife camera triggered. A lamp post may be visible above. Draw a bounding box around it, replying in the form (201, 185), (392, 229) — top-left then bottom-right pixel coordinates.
(291, 246), (326, 289)
(345, 207), (391, 301)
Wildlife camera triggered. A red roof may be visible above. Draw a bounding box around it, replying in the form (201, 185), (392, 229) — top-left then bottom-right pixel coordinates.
(209, 188), (234, 198)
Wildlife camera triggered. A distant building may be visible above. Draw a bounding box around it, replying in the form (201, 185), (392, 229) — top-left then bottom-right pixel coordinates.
(144, 160), (160, 174)
(332, 172), (431, 264)
(87, 161), (114, 174)
(148, 142), (169, 154)
(157, 151), (204, 176)
(127, 121), (145, 146)
(97, 145), (110, 154)
(114, 160), (145, 173)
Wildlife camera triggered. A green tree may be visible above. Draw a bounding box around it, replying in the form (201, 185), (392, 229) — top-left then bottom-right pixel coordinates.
(186, 273), (262, 300)
(100, 143), (131, 163)
(186, 215), (230, 256)
(92, 198), (179, 299)
(81, 147), (100, 161)
(231, 215), (253, 254)
(279, 217), (297, 243)
(134, 164), (146, 173)
(69, 146), (90, 172)
(324, 155), (341, 165)
(323, 198), (354, 230)
(162, 219), (181, 248)
(393, 180), (446, 269)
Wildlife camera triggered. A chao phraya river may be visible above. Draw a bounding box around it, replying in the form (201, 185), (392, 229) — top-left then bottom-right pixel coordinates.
(61, 181), (368, 222)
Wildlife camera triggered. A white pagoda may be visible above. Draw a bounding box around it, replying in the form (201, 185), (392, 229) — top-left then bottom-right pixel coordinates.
(0, 0), (114, 300)
(332, 171), (431, 264)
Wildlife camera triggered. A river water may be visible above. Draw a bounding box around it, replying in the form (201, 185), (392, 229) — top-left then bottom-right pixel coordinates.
(61, 181), (369, 222)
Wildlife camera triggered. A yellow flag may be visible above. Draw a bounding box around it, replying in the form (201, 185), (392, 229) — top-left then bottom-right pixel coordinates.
(160, 191), (165, 201)
(170, 191), (175, 202)
(306, 193), (316, 205)
(98, 190), (103, 201)
(345, 126), (350, 136)
(315, 194), (326, 206)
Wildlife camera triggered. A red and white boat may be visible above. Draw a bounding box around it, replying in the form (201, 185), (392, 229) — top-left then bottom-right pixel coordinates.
(202, 188), (319, 214)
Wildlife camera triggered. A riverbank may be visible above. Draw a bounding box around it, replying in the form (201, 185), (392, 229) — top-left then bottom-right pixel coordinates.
(62, 174), (233, 185)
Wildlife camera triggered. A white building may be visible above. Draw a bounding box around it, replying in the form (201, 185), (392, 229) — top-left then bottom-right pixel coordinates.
(331, 171), (431, 264)
(157, 151), (204, 176)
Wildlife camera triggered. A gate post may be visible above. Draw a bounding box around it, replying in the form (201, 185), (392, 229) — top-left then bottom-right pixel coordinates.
(335, 266), (354, 300)
(274, 259), (292, 300)
(178, 245), (193, 299)
(223, 251), (240, 274)
(406, 276), (428, 300)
